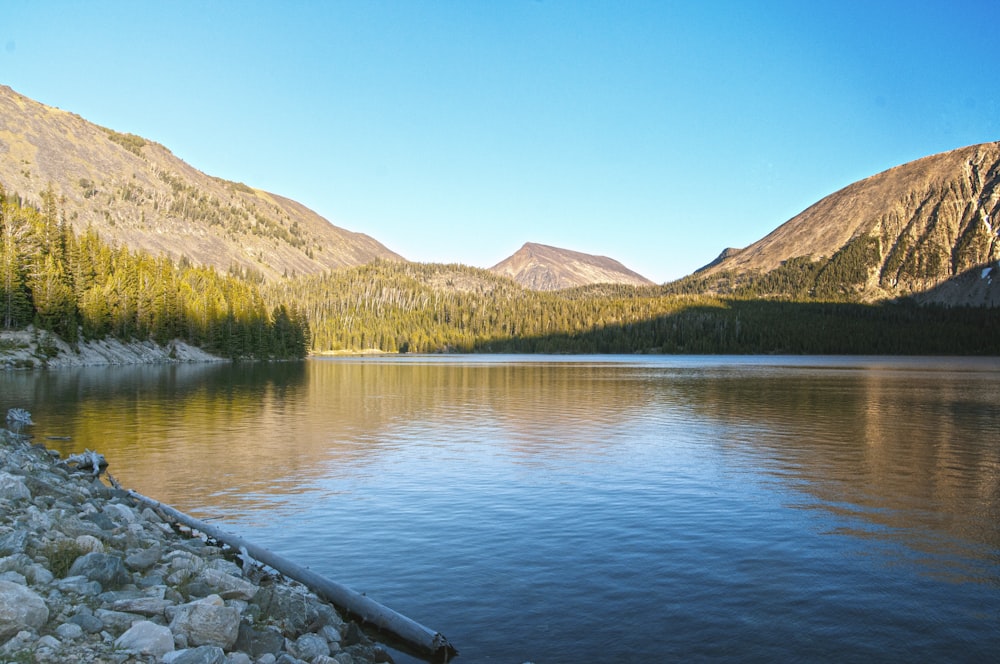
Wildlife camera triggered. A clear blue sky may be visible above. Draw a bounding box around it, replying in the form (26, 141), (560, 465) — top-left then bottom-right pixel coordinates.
(3, 1), (998, 282)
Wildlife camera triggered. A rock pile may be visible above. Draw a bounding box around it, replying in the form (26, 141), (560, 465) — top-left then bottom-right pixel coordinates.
(0, 426), (395, 664)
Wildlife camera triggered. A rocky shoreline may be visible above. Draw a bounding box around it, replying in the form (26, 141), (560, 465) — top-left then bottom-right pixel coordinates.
(0, 424), (397, 664)
(0, 328), (225, 370)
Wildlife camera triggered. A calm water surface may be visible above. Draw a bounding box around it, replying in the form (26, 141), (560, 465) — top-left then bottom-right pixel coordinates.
(2, 355), (999, 662)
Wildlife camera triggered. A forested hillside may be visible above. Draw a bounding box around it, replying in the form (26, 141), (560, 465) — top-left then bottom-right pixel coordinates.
(267, 261), (1000, 355)
(1, 186), (309, 359)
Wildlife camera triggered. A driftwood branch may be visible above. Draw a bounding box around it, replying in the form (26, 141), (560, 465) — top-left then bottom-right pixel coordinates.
(127, 490), (457, 662)
(5, 408), (33, 426)
(65, 449), (108, 476)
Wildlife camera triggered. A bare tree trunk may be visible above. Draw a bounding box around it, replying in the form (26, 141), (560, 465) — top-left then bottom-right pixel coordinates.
(127, 491), (457, 662)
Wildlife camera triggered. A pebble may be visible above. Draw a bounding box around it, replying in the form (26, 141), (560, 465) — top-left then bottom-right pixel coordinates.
(0, 426), (396, 663)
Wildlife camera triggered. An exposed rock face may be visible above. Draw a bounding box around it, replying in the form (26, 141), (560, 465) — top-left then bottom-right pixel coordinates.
(0, 85), (403, 282)
(698, 141), (1000, 304)
(490, 242), (655, 290)
(0, 426), (394, 663)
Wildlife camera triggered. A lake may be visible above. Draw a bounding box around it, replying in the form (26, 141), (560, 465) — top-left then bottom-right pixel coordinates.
(2, 355), (999, 662)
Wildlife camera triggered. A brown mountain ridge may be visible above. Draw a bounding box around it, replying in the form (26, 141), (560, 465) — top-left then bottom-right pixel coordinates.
(0, 85), (402, 281)
(489, 242), (655, 291)
(697, 141), (1000, 306)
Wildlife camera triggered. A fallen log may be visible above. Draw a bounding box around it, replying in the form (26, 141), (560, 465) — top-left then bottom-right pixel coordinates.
(127, 490), (457, 662)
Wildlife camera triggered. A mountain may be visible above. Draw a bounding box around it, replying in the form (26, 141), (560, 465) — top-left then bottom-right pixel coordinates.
(696, 141), (1000, 305)
(0, 85), (402, 280)
(489, 242), (655, 291)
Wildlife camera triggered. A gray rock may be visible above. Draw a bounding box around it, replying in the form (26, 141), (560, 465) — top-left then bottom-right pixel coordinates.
(140, 507), (164, 523)
(81, 510), (117, 531)
(0, 529), (28, 556)
(36, 634), (61, 649)
(276, 654), (309, 664)
(342, 622), (372, 647)
(292, 632), (331, 660)
(169, 595), (240, 649)
(0, 630), (36, 656)
(138, 572), (166, 588)
(115, 619), (175, 657)
(94, 608), (145, 633)
(103, 502), (138, 525)
(68, 551), (129, 588)
(319, 623), (343, 644)
(0, 554), (32, 576)
(111, 596), (174, 616)
(197, 566), (258, 600)
(74, 534), (105, 554)
(0, 579), (50, 641)
(56, 574), (103, 596)
(51, 515), (107, 541)
(26, 563), (54, 585)
(0, 472), (31, 501)
(0, 570), (27, 585)
(252, 586), (339, 636)
(55, 621), (85, 640)
(68, 611), (104, 634)
(234, 623), (286, 657)
(125, 545), (162, 571)
(163, 645), (227, 664)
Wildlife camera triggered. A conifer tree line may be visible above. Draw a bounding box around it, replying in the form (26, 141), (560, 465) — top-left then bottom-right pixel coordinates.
(0, 185), (309, 359)
(266, 260), (1000, 355)
(4, 184), (996, 359)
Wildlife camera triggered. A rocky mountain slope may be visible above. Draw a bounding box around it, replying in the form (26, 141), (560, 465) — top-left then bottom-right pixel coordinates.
(490, 242), (655, 291)
(0, 85), (402, 281)
(696, 141), (1000, 305)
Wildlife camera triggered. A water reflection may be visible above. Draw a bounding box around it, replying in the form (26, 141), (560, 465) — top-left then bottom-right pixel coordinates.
(4, 357), (997, 572)
(655, 364), (1000, 577)
(2, 356), (999, 661)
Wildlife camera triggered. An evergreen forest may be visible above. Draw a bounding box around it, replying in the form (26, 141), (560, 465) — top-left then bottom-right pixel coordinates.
(267, 260), (1000, 356)
(0, 186), (309, 359)
(4, 185), (998, 360)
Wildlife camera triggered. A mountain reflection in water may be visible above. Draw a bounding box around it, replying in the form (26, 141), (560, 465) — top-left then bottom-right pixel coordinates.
(3, 355), (998, 662)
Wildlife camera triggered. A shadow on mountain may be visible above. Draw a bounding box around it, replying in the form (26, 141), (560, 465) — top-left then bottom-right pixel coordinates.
(911, 262), (1000, 307)
(470, 298), (1000, 355)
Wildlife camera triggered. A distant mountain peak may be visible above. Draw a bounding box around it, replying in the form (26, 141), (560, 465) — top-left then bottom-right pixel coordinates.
(489, 242), (655, 291)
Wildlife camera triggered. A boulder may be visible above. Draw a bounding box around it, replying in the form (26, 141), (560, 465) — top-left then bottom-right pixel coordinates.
(125, 545), (162, 571)
(115, 620), (175, 657)
(67, 611), (104, 634)
(0, 580), (49, 642)
(196, 566), (258, 600)
(55, 575), (102, 596)
(74, 534), (105, 554)
(68, 552), (129, 588)
(169, 595), (240, 649)
(0, 473), (30, 501)
(55, 622), (84, 640)
(292, 632), (331, 660)
(234, 623), (286, 658)
(94, 608), (146, 632)
(252, 585), (339, 636)
(163, 645), (227, 664)
(110, 596), (174, 616)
